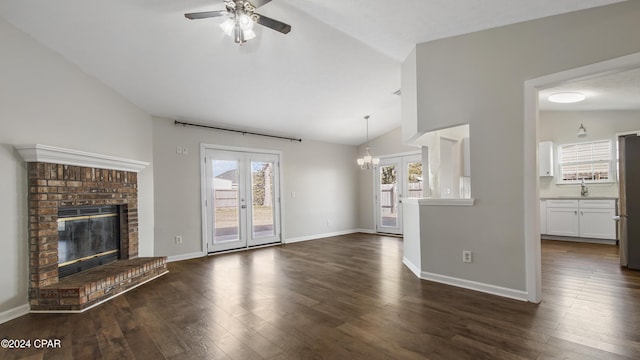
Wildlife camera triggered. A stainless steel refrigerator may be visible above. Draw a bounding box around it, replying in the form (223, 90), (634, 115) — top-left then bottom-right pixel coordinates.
(620, 133), (640, 269)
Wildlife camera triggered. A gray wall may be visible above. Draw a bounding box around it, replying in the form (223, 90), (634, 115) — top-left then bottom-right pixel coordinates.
(540, 110), (640, 198)
(152, 117), (361, 258)
(0, 18), (154, 316)
(403, 2), (640, 292)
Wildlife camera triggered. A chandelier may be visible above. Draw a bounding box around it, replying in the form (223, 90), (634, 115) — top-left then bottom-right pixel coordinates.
(356, 115), (380, 170)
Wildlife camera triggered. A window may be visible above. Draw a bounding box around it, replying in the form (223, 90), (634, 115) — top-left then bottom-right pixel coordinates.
(558, 140), (612, 183)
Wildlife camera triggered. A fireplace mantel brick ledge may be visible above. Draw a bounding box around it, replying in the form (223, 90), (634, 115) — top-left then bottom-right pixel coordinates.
(15, 144), (167, 312)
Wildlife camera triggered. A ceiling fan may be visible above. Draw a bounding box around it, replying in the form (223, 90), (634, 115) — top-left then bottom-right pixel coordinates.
(185, 0), (291, 44)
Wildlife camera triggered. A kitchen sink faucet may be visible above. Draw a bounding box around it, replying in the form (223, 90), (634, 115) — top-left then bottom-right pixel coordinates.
(580, 179), (589, 197)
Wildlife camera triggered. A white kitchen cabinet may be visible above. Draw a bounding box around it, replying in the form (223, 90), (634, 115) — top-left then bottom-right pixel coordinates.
(578, 200), (617, 240)
(544, 199), (617, 240)
(546, 206), (580, 237)
(539, 141), (554, 177)
(540, 200), (547, 234)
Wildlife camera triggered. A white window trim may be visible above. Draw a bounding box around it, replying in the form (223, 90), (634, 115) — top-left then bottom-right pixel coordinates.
(555, 139), (615, 185)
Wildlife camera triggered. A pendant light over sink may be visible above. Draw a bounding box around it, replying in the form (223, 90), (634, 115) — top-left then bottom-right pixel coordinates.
(577, 123), (587, 137)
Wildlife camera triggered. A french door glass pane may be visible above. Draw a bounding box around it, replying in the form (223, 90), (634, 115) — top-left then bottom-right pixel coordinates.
(251, 161), (275, 239)
(379, 164), (398, 228)
(212, 160), (240, 243)
(407, 161), (423, 198)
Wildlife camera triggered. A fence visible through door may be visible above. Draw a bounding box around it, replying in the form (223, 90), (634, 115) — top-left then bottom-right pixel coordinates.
(375, 154), (422, 235)
(203, 148), (281, 252)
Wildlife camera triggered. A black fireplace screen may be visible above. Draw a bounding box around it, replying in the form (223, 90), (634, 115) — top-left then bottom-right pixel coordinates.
(57, 205), (120, 278)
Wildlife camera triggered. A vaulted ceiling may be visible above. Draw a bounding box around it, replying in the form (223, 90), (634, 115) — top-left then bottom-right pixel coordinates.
(0, 0), (626, 145)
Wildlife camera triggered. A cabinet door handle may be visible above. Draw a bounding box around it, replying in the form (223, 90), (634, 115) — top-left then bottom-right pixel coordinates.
(574, 210), (578, 215)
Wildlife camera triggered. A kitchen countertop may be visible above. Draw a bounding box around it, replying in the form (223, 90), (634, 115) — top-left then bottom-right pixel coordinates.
(540, 197), (618, 200)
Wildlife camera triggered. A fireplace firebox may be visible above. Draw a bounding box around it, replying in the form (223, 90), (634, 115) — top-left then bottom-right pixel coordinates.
(57, 205), (121, 278)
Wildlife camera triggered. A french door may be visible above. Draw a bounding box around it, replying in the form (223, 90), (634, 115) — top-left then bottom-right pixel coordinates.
(203, 148), (281, 252)
(375, 154), (423, 235)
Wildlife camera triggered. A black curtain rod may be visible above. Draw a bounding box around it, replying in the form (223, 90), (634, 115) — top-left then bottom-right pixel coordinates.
(174, 120), (302, 143)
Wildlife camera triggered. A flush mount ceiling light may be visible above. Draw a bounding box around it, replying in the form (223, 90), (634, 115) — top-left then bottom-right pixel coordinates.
(548, 92), (586, 104)
(185, 0), (291, 45)
(357, 116), (380, 170)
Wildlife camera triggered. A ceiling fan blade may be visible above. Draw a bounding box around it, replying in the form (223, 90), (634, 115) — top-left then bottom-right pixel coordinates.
(255, 14), (291, 34)
(252, 0), (273, 8)
(184, 10), (227, 20)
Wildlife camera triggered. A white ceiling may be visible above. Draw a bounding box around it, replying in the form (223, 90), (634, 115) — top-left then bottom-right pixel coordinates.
(0, 0), (626, 145)
(538, 67), (640, 111)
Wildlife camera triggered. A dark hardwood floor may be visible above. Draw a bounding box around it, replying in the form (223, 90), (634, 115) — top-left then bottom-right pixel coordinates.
(2, 234), (639, 359)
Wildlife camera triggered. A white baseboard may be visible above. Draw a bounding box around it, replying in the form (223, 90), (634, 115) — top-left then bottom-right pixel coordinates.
(541, 235), (617, 245)
(420, 271), (528, 302)
(284, 229), (367, 244)
(402, 257), (421, 278)
(167, 251), (205, 263)
(167, 231), (378, 259)
(357, 228), (376, 234)
(168, 229), (376, 260)
(0, 303), (30, 324)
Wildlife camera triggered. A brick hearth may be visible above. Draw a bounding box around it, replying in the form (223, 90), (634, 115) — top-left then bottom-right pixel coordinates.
(24, 157), (167, 311)
(33, 258), (167, 311)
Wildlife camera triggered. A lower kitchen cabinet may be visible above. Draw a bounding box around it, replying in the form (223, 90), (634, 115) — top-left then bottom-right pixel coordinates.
(545, 200), (580, 237)
(579, 207), (616, 239)
(543, 199), (616, 240)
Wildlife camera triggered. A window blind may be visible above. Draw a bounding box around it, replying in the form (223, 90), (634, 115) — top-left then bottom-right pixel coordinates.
(558, 140), (611, 182)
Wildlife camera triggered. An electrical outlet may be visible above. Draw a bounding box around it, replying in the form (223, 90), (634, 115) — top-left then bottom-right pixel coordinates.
(462, 250), (472, 263)
(182, 147), (189, 155)
(176, 146), (183, 155)
(175, 235), (183, 244)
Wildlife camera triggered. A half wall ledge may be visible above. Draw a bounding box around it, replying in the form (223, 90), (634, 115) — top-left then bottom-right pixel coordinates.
(411, 198), (475, 206)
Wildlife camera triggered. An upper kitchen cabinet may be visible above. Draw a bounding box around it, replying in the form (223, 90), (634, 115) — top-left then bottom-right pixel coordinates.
(539, 141), (554, 177)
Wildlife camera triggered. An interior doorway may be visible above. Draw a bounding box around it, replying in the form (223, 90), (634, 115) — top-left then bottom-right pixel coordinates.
(524, 52), (640, 303)
(202, 146), (282, 253)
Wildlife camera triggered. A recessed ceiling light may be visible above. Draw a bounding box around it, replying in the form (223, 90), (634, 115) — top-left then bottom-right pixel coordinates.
(548, 92), (586, 103)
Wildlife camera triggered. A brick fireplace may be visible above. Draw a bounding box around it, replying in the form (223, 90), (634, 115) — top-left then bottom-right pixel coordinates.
(17, 145), (167, 312)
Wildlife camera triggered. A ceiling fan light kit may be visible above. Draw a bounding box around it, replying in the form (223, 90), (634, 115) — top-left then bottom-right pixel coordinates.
(185, 0), (291, 45)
